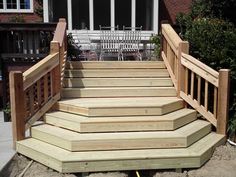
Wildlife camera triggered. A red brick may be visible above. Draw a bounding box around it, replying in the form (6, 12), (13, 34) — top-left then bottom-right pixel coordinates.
(160, 0), (192, 24)
(0, 0), (42, 22)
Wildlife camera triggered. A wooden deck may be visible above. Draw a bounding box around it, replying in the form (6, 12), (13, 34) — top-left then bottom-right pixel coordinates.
(12, 23), (229, 174)
(15, 61), (226, 173)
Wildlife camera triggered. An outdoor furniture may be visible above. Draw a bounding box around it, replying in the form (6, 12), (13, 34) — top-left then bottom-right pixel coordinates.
(121, 26), (142, 60)
(99, 26), (122, 60)
(74, 29), (98, 60)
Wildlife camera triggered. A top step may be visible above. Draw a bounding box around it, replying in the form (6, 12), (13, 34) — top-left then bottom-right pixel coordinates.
(66, 61), (166, 69)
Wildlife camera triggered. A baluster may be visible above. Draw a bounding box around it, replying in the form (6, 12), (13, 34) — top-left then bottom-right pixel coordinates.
(213, 87), (217, 117)
(37, 80), (42, 108)
(185, 68), (189, 94)
(190, 72), (194, 99)
(23, 31), (28, 54)
(44, 74), (49, 103)
(204, 81), (209, 110)
(197, 76), (201, 104)
(29, 86), (34, 115)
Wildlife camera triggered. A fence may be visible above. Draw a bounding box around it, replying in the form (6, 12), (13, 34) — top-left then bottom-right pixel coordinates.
(161, 24), (230, 135)
(9, 19), (67, 147)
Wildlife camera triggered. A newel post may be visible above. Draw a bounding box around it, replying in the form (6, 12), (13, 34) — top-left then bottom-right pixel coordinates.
(217, 69), (230, 135)
(50, 41), (61, 97)
(177, 41), (189, 97)
(9, 71), (26, 149)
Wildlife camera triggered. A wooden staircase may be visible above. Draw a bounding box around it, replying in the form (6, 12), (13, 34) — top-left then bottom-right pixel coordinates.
(16, 61), (225, 173)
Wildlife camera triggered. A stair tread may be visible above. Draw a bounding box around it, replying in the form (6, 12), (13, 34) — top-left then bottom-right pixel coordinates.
(66, 61), (166, 69)
(58, 97), (182, 108)
(32, 120), (210, 141)
(63, 87), (175, 90)
(46, 108), (196, 122)
(17, 132), (225, 161)
(64, 69), (169, 78)
(63, 78), (173, 87)
(45, 109), (197, 132)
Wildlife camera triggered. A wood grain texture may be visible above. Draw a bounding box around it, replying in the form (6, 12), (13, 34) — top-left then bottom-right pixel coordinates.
(66, 61), (166, 69)
(217, 69), (230, 135)
(45, 109), (197, 132)
(16, 133), (225, 173)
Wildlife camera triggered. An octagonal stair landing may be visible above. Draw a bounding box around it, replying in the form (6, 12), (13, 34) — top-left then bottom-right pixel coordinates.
(16, 61), (225, 173)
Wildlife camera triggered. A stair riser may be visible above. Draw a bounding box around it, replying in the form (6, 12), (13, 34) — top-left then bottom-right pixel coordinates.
(57, 101), (184, 117)
(64, 69), (169, 78)
(16, 133), (225, 173)
(62, 88), (177, 98)
(31, 122), (211, 151)
(45, 111), (197, 133)
(16, 142), (201, 173)
(63, 78), (173, 88)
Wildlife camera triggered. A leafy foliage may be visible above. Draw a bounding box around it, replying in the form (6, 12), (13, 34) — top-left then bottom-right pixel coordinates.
(176, 0), (236, 137)
(150, 34), (161, 58)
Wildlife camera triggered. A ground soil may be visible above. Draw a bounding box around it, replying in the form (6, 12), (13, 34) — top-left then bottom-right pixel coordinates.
(1, 143), (236, 177)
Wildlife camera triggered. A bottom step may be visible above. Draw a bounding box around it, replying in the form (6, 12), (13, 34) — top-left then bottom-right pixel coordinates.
(16, 133), (225, 173)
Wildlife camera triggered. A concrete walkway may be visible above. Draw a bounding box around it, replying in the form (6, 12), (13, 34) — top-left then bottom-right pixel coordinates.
(0, 111), (16, 172)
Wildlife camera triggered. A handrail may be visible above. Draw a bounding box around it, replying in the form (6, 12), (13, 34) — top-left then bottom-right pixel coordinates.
(161, 24), (230, 135)
(9, 19), (67, 148)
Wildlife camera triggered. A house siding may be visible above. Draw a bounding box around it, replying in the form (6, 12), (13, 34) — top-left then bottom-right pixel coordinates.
(160, 0), (192, 24)
(0, 0), (42, 22)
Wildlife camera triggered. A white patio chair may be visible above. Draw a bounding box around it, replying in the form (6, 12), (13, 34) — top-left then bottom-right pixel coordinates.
(99, 26), (123, 61)
(121, 26), (142, 60)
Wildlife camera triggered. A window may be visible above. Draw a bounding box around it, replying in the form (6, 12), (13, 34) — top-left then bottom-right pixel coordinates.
(115, 0), (131, 27)
(0, 0), (33, 12)
(51, 0), (68, 24)
(72, 0), (89, 29)
(0, 0), (3, 9)
(136, 0), (153, 30)
(94, 0), (110, 30)
(63, 0), (157, 32)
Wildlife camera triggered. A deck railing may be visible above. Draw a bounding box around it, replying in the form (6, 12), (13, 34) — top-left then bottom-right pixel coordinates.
(9, 19), (67, 147)
(161, 24), (230, 135)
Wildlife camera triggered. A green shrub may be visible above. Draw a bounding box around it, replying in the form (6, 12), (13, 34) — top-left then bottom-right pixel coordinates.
(150, 34), (161, 58)
(177, 12), (236, 138)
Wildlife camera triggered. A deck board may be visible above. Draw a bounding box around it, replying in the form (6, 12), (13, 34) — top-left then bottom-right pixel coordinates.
(16, 133), (225, 173)
(45, 109), (197, 132)
(31, 120), (211, 151)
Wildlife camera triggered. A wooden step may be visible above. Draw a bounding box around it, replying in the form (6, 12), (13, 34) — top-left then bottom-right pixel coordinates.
(45, 109), (197, 132)
(31, 120), (211, 151)
(64, 69), (169, 78)
(62, 87), (177, 98)
(63, 78), (173, 88)
(66, 61), (166, 69)
(56, 97), (184, 117)
(16, 133), (225, 173)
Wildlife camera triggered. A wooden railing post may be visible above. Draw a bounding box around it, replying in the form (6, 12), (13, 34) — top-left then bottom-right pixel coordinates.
(50, 41), (61, 97)
(177, 41), (189, 97)
(217, 69), (230, 135)
(9, 71), (26, 149)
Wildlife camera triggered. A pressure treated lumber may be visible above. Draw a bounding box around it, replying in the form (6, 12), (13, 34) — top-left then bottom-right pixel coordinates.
(56, 97), (184, 116)
(31, 120), (211, 151)
(16, 133), (225, 173)
(64, 69), (169, 78)
(62, 87), (177, 98)
(63, 78), (173, 88)
(65, 61), (166, 69)
(45, 108), (197, 132)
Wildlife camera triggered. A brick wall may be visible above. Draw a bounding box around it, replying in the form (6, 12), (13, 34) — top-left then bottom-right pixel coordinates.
(0, 0), (42, 22)
(159, 0), (192, 24)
